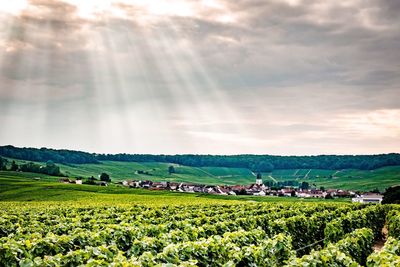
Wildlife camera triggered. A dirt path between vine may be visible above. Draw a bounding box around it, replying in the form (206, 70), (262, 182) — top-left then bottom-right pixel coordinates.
(373, 225), (388, 252)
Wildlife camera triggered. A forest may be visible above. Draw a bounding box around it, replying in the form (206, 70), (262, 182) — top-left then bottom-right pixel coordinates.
(1, 145), (400, 171)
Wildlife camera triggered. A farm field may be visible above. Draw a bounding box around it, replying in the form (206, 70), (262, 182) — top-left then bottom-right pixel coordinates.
(3, 157), (400, 191)
(0, 170), (399, 266)
(265, 166), (400, 191)
(0, 171), (237, 205)
(4, 158), (256, 185)
(0, 171), (344, 204)
(1, 200), (399, 266)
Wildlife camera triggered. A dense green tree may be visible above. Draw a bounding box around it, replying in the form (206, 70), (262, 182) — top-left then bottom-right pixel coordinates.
(382, 186), (400, 204)
(44, 161), (61, 176)
(100, 172), (111, 182)
(84, 176), (97, 185)
(10, 161), (18, 171)
(370, 188), (381, 194)
(237, 188), (247, 195)
(19, 161), (62, 176)
(2, 145), (400, 171)
(325, 194), (334, 199)
(10, 160), (19, 172)
(168, 165), (176, 174)
(0, 145), (98, 164)
(0, 156), (7, 170)
(300, 182), (310, 190)
(20, 162), (41, 173)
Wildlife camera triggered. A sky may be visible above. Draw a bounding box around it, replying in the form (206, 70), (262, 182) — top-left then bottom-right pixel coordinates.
(0, 0), (399, 155)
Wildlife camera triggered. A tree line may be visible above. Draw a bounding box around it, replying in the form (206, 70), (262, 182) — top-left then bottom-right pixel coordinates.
(0, 157), (63, 176)
(96, 153), (400, 171)
(1, 145), (400, 171)
(0, 145), (98, 164)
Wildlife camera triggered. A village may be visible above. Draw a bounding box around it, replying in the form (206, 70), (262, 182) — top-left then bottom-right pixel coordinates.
(60, 175), (384, 204)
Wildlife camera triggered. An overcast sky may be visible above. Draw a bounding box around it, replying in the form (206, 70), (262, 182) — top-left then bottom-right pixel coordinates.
(0, 0), (399, 155)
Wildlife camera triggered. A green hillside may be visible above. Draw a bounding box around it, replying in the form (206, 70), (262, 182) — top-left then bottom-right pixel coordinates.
(2, 157), (400, 191)
(0, 171), (238, 205)
(0, 172), (346, 204)
(266, 167), (400, 191)
(4, 157), (257, 185)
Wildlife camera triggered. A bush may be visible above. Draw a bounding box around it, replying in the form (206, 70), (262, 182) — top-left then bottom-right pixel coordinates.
(387, 210), (400, 238)
(382, 186), (400, 204)
(367, 237), (400, 266)
(288, 228), (374, 266)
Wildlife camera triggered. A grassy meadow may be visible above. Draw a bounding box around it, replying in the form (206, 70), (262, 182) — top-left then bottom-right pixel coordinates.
(0, 171), (352, 206)
(2, 157), (400, 191)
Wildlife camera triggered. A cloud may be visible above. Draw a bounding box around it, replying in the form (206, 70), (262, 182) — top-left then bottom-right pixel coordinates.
(0, 0), (399, 154)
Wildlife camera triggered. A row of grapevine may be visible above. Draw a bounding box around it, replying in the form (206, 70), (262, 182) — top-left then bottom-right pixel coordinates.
(366, 208), (400, 266)
(1, 203), (347, 237)
(0, 205), (361, 263)
(367, 237), (400, 266)
(286, 228), (374, 266)
(387, 209), (400, 238)
(0, 202), (397, 266)
(324, 205), (387, 243)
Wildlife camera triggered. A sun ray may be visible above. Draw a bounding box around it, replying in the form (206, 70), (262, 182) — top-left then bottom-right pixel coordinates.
(0, 0), (28, 15)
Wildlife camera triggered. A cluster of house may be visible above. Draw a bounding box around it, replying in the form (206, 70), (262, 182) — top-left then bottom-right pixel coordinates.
(58, 176), (384, 203)
(59, 178), (83, 184)
(118, 178), (384, 203)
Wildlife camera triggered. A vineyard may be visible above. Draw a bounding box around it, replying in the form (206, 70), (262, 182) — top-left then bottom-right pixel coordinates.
(1, 203), (399, 266)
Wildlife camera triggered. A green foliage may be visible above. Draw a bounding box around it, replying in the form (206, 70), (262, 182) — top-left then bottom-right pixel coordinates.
(1, 200), (395, 266)
(0, 145), (98, 164)
(324, 205), (387, 243)
(44, 161), (61, 176)
(286, 245), (361, 267)
(168, 165), (176, 174)
(96, 153), (400, 171)
(287, 228), (374, 266)
(18, 161), (62, 177)
(2, 145), (400, 170)
(367, 237), (400, 266)
(387, 209), (400, 238)
(324, 220), (345, 244)
(0, 169), (398, 266)
(382, 185), (400, 204)
(2, 157), (400, 190)
(0, 156), (7, 170)
(300, 181), (309, 190)
(100, 172), (111, 182)
(10, 161), (18, 171)
(335, 228), (374, 265)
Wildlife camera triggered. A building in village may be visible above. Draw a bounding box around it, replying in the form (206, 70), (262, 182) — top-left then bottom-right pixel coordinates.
(352, 193), (383, 204)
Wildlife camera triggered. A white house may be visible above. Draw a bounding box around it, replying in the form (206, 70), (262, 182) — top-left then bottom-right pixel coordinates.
(352, 194), (383, 204)
(253, 190), (266, 196)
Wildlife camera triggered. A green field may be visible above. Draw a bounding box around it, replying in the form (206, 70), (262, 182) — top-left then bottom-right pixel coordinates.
(3, 157), (400, 191)
(0, 171), (238, 205)
(265, 167), (400, 191)
(4, 157), (257, 185)
(0, 170), (398, 266)
(0, 171), (348, 205)
(1, 196), (398, 266)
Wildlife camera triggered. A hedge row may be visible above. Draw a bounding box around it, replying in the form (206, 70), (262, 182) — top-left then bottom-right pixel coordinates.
(286, 228), (374, 266)
(367, 237), (400, 266)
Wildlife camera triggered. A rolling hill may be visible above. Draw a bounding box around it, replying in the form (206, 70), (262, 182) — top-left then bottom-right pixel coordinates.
(1, 157), (400, 191)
